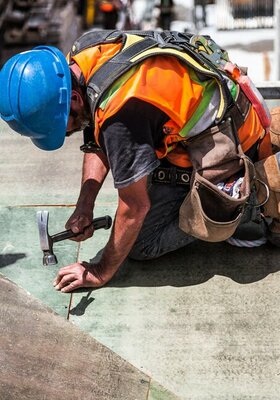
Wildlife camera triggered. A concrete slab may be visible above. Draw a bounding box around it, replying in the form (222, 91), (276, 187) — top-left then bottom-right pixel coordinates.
(0, 275), (179, 400)
(0, 123), (116, 317)
(0, 206), (77, 317)
(0, 123), (115, 207)
(0, 125), (83, 206)
(72, 241), (280, 399)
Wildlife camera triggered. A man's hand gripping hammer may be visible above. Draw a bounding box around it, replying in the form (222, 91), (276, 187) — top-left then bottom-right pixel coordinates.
(37, 210), (112, 266)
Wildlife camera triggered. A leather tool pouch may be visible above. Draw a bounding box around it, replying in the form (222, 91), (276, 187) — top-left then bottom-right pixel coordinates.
(255, 152), (280, 219)
(179, 117), (255, 242)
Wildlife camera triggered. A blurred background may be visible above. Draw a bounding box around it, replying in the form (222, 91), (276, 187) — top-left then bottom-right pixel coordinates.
(0, 0), (278, 83)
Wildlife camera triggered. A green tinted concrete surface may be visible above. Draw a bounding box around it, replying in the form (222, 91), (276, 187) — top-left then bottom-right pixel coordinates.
(0, 206), (77, 317)
(73, 242), (280, 399)
(1, 119), (280, 399)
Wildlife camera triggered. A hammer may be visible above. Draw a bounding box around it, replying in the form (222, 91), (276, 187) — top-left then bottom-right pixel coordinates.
(37, 210), (112, 266)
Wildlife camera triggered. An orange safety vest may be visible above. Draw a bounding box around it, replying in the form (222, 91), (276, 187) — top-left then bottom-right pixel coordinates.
(70, 41), (267, 168)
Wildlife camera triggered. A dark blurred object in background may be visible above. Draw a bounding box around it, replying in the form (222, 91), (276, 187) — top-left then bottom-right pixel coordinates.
(194, 0), (214, 28)
(98, 0), (123, 29)
(230, 0), (273, 20)
(0, 0), (81, 67)
(157, 0), (174, 31)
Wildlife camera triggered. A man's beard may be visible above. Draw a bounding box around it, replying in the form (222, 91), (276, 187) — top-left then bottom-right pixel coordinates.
(67, 108), (91, 136)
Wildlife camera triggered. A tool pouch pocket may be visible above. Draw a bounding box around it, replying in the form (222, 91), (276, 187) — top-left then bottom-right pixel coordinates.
(179, 118), (255, 241)
(255, 152), (280, 219)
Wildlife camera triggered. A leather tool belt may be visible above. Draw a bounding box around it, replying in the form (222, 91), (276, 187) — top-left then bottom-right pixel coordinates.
(152, 166), (192, 185)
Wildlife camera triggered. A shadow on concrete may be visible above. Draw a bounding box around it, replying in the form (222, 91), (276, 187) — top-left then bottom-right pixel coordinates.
(0, 253), (26, 268)
(107, 241), (280, 288)
(69, 290), (95, 316)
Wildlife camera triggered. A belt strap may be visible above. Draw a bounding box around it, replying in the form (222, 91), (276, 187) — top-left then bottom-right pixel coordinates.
(152, 166), (191, 185)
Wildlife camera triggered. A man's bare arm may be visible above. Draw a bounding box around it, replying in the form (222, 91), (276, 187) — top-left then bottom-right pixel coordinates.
(97, 176), (151, 281)
(66, 151), (110, 240)
(53, 176), (151, 292)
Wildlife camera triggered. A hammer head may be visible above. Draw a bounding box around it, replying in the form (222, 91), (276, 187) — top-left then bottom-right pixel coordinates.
(37, 210), (57, 266)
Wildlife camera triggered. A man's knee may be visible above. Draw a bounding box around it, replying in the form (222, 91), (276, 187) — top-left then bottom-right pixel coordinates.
(128, 243), (159, 261)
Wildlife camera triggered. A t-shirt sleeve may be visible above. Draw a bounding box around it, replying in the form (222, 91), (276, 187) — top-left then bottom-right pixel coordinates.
(99, 98), (169, 188)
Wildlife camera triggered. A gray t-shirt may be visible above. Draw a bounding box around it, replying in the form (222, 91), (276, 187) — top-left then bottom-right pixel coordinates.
(99, 98), (169, 188)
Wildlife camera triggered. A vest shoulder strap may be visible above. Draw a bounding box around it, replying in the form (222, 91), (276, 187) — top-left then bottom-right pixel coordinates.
(71, 30), (176, 55)
(71, 30), (233, 122)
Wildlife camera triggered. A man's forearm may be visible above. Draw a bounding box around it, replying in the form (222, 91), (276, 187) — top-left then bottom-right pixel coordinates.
(77, 151), (110, 210)
(96, 178), (151, 282)
(99, 208), (147, 280)
(54, 177), (151, 291)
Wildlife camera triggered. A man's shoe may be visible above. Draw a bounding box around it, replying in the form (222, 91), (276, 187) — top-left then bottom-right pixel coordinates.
(226, 219), (267, 248)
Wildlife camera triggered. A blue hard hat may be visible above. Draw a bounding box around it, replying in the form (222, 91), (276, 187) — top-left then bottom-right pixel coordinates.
(0, 45), (71, 150)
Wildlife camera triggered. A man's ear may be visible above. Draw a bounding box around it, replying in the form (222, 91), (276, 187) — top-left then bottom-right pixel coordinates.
(70, 89), (84, 109)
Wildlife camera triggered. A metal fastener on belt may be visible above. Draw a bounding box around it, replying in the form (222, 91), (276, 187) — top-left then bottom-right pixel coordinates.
(158, 170), (166, 180)
(181, 173), (190, 183)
